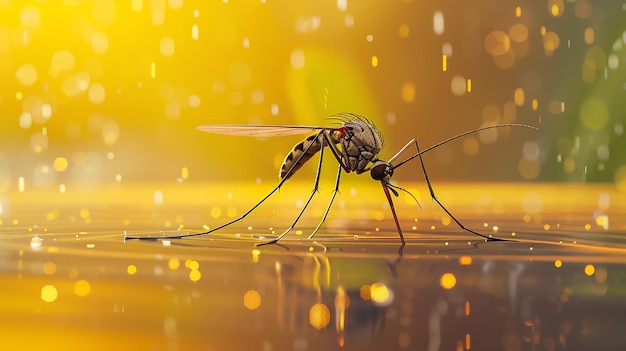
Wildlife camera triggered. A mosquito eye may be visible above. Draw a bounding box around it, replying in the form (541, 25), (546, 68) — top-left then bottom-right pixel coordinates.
(370, 162), (392, 181)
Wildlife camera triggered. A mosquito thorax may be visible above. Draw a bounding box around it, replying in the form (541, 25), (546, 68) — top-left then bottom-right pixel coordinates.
(370, 161), (393, 181)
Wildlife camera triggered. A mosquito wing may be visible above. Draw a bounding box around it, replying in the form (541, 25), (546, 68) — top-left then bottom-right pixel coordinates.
(196, 124), (339, 137)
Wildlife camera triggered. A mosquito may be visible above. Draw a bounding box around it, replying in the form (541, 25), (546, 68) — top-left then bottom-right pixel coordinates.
(125, 113), (537, 246)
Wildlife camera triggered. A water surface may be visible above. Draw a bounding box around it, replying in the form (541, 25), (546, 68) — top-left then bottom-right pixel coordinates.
(1, 182), (624, 351)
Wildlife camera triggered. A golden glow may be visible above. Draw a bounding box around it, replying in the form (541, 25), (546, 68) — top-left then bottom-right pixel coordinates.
(370, 283), (390, 303)
(514, 87), (525, 106)
(309, 303), (331, 329)
(584, 264), (595, 276)
(53, 157), (68, 172)
(441, 216), (451, 226)
(451, 76), (466, 96)
(131, 0), (143, 12)
(484, 31), (510, 56)
(91, 31), (109, 54)
(334, 287), (351, 310)
(15, 64), (38, 86)
(431, 11), (444, 35)
(398, 24), (410, 38)
(554, 259), (563, 268)
(0, 6), (622, 344)
(584, 27), (594, 45)
(459, 256), (472, 265)
(185, 260), (200, 270)
(41, 285), (58, 302)
(189, 270), (201, 282)
(335, 286), (349, 336)
(20, 5), (41, 29)
(210, 206), (222, 218)
(186, 259), (201, 281)
(181, 167), (189, 180)
(464, 300), (470, 316)
(401, 81), (415, 103)
(595, 215), (609, 229)
(575, 1), (592, 18)
(243, 290), (261, 310)
(46, 210), (59, 221)
(74, 280), (91, 297)
(509, 24), (528, 42)
(493, 49), (515, 69)
(360, 285), (371, 300)
(88, 83), (106, 104)
(440, 273), (457, 289)
(548, 0), (565, 17)
(168, 258), (180, 269)
(252, 249), (260, 263)
(371, 55), (378, 67)
(543, 31), (560, 56)
(43, 261), (57, 275)
(79, 208), (90, 219)
(160, 36), (175, 57)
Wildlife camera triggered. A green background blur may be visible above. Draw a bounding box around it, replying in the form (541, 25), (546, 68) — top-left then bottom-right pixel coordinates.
(1, 0), (625, 191)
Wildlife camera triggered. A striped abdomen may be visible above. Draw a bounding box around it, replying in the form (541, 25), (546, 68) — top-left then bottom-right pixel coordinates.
(280, 131), (343, 179)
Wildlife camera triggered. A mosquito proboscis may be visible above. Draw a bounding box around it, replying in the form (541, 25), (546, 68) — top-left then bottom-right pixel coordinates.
(125, 113), (538, 246)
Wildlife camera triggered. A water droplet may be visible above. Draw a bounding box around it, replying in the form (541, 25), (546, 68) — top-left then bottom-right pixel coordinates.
(30, 236), (42, 248)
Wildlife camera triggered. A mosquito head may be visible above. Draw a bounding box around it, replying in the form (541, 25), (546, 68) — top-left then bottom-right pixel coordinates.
(333, 115), (384, 174)
(370, 160), (393, 181)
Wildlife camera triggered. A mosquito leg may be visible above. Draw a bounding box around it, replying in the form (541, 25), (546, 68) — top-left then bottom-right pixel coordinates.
(258, 134), (328, 246)
(409, 138), (502, 242)
(125, 131), (327, 241)
(308, 164), (342, 240)
(321, 131), (351, 172)
(387, 138), (421, 165)
(381, 183), (406, 245)
(304, 130), (356, 240)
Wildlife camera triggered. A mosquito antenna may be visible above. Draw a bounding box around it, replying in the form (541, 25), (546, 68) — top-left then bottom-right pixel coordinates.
(393, 123), (537, 170)
(387, 183), (422, 210)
